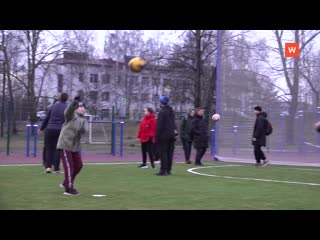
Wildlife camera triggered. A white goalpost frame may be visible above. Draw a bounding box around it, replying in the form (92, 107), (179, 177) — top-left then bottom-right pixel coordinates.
(87, 115), (110, 144)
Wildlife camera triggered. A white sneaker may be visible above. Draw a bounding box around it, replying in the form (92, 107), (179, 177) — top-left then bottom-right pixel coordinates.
(59, 184), (65, 188)
(140, 165), (149, 169)
(262, 160), (270, 166)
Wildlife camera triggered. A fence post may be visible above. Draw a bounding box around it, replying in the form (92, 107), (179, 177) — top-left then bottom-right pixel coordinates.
(232, 126), (238, 155)
(120, 121), (124, 157)
(280, 113), (286, 151)
(317, 108), (320, 151)
(298, 111), (304, 153)
(89, 115), (93, 144)
(6, 100), (12, 156)
(266, 130), (270, 153)
(26, 125), (31, 157)
(33, 125), (38, 158)
(111, 106), (115, 154)
(112, 120), (116, 156)
(211, 129), (215, 155)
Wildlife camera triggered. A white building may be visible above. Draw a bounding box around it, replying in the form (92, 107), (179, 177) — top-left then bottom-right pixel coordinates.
(36, 51), (193, 120)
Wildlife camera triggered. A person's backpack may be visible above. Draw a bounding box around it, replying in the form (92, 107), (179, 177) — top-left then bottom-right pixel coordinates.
(265, 119), (273, 136)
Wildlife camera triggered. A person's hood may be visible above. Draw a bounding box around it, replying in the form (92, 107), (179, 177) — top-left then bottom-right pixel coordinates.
(261, 111), (268, 118)
(195, 114), (204, 119)
(144, 113), (156, 120)
(161, 105), (173, 112)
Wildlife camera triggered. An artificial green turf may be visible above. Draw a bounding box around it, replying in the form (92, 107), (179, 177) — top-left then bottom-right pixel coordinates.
(1, 162), (320, 210)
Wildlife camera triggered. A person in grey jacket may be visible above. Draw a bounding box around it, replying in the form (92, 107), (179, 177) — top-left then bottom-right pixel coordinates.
(57, 96), (88, 196)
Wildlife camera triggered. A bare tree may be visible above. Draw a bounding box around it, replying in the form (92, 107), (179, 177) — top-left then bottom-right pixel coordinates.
(300, 46), (320, 108)
(0, 30), (25, 134)
(104, 30), (146, 118)
(168, 30), (218, 110)
(273, 30), (320, 143)
(63, 30), (96, 57)
(60, 31), (110, 116)
(4, 31), (65, 126)
(141, 35), (171, 110)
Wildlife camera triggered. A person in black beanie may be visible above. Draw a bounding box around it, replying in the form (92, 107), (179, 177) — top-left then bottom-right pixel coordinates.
(252, 106), (269, 166)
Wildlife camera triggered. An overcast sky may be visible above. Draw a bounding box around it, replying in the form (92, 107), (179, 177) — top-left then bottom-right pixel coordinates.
(81, 30), (293, 94)
(51, 30), (320, 95)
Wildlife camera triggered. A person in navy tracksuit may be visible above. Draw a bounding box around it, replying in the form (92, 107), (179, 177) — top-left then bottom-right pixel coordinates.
(39, 93), (68, 173)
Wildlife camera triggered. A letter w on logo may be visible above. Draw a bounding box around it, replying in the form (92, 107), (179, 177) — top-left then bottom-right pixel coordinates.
(285, 43), (300, 58)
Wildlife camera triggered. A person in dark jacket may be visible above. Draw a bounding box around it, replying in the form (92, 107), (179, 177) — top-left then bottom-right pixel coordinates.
(155, 96), (176, 176)
(180, 109), (195, 164)
(252, 106), (269, 166)
(42, 95), (60, 168)
(153, 107), (161, 163)
(315, 121), (320, 133)
(137, 108), (157, 169)
(39, 93), (68, 173)
(192, 107), (209, 166)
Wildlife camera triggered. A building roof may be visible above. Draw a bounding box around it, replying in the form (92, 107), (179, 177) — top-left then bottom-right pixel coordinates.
(43, 51), (170, 72)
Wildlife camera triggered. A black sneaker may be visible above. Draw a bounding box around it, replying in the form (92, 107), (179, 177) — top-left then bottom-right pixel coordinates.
(64, 188), (80, 196)
(185, 161), (192, 164)
(155, 172), (169, 176)
(195, 163), (204, 166)
(138, 164), (148, 169)
(151, 163), (155, 169)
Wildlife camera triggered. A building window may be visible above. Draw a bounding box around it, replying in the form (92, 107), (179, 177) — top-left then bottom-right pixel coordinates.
(130, 76), (138, 82)
(90, 74), (98, 83)
(77, 90), (85, 99)
(102, 74), (110, 84)
(57, 74), (63, 93)
(102, 92), (110, 101)
(79, 73), (84, 82)
(89, 91), (98, 103)
(153, 77), (160, 83)
(153, 94), (159, 102)
(131, 93), (139, 101)
(101, 109), (110, 119)
(163, 78), (170, 86)
(142, 77), (151, 86)
(141, 93), (149, 102)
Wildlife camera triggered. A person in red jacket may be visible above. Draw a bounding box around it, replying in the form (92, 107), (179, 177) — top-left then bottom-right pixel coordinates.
(137, 107), (157, 169)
